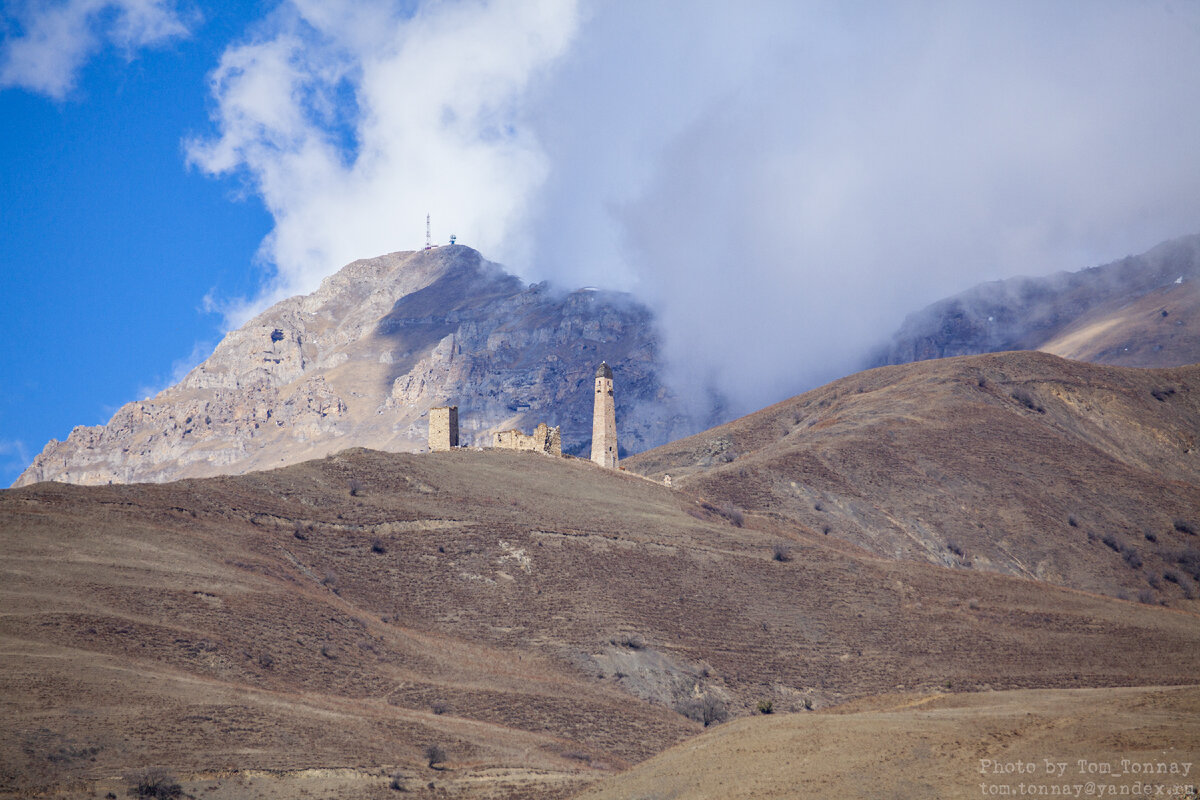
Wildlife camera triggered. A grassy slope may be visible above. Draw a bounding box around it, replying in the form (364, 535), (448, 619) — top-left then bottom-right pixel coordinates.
(572, 685), (1200, 800)
(3, 444), (1200, 797)
(625, 351), (1200, 603)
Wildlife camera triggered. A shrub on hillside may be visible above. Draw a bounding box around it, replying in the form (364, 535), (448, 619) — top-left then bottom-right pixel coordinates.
(772, 543), (793, 562)
(1010, 388), (1044, 413)
(1176, 548), (1200, 581)
(1174, 519), (1196, 536)
(126, 768), (182, 799)
(423, 744), (446, 769)
(675, 695), (729, 727)
(720, 502), (744, 527)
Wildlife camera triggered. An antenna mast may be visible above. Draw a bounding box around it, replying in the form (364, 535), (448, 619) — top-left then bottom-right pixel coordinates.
(425, 213), (431, 250)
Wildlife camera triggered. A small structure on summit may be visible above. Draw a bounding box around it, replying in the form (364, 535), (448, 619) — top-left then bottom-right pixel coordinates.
(493, 422), (562, 456)
(591, 361), (618, 468)
(428, 406), (458, 451)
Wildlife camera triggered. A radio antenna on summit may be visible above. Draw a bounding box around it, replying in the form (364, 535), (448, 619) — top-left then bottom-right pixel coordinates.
(425, 213), (431, 250)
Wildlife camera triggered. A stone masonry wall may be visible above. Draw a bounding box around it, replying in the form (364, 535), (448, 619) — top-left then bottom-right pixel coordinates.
(428, 406), (458, 451)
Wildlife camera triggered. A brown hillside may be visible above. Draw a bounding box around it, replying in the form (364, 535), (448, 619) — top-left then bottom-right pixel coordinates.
(3, 447), (1199, 797)
(625, 351), (1200, 603)
(572, 685), (1200, 800)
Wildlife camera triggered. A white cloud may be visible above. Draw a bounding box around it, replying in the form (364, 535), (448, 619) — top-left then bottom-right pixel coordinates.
(188, 0), (580, 327)
(192, 0), (1200, 414)
(0, 0), (192, 99)
(524, 1), (1200, 412)
(0, 438), (31, 483)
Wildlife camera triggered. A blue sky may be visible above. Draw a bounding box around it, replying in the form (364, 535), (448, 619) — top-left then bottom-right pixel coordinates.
(3, 1), (1200, 486)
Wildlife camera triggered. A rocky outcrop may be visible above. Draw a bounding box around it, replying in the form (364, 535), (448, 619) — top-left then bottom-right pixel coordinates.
(872, 233), (1200, 368)
(16, 247), (702, 486)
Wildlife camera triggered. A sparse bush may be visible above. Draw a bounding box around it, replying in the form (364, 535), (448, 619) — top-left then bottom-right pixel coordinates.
(1087, 531), (1097, 543)
(347, 478), (364, 497)
(127, 768), (182, 799)
(1164, 570), (1181, 584)
(720, 502), (744, 527)
(1174, 519), (1197, 536)
(947, 541), (964, 557)
(813, 502), (824, 512)
(389, 772), (409, 791)
(1067, 515), (1078, 528)
(1151, 387), (1177, 402)
(257, 652), (274, 670)
(1101, 534), (1121, 552)
(1145, 531), (1158, 543)
(1121, 547), (1143, 570)
(293, 522), (308, 540)
(772, 543), (793, 562)
(612, 633), (645, 650)
(371, 537), (387, 554)
(1148, 574), (1162, 589)
(322, 570), (340, 594)
(561, 750), (591, 763)
(1176, 548), (1200, 581)
(1010, 388), (1044, 413)
(756, 699), (774, 714)
(423, 744), (446, 769)
(822, 525), (832, 536)
(676, 695), (729, 727)
(430, 700), (448, 715)
(802, 697), (814, 711)
(1138, 589), (1157, 605)
(320, 644), (337, 659)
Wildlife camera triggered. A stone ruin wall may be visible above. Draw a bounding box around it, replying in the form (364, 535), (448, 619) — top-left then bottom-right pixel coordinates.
(492, 422), (562, 456)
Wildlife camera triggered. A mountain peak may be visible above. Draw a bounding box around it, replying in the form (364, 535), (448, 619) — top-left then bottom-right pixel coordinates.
(15, 248), (702, 487)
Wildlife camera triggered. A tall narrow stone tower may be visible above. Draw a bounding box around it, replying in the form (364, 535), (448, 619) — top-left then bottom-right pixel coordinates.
(590, 362), (618, 468)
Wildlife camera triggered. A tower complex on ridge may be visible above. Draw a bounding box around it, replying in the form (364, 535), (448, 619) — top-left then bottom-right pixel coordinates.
(591, 361), (618, 468)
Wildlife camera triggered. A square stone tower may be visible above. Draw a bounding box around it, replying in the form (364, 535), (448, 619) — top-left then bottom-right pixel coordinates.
(590, 362), (617, 468)
(428, 406), (458, 451)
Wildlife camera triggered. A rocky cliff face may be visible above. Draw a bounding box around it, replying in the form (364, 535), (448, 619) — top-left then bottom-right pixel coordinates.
(873, 233), (1200, 368)
(16, 247), (701, 486)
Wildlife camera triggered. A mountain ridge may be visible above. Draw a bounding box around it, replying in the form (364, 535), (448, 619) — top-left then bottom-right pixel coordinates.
(873, 232), (1200, 368)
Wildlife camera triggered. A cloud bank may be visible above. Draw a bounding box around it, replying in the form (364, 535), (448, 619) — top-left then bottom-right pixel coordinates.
(0, 0), (192, 98)
(187, 0), (579, 322)
(194, 0), (1200, 415)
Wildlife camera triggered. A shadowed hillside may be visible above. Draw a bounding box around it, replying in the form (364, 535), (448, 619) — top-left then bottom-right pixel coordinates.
(874, 233), (1200, 368)
(625, 351), (1200, 604)
(3, 445), (1199, 797)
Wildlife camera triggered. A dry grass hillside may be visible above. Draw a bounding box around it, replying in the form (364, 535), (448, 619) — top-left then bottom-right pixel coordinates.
(573, 685), (1200, 800)
(3, 445), (1199, 798)
(625, 351), (1200, 604)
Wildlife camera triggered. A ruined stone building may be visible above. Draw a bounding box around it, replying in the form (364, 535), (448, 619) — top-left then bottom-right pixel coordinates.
(426, 362), (615, 463)
(591, 361), (618, 468)
(492, 422), (562, 456)
(428, 406), (458, 451)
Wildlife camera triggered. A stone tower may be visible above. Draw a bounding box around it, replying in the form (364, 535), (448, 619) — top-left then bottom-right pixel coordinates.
(590, 362), (618, 468)
(428, 406), (458, 451)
